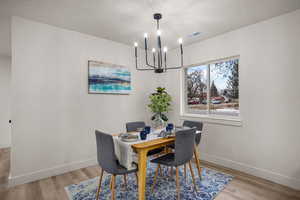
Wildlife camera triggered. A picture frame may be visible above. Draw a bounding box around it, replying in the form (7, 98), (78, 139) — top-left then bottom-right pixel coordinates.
(88, 60), (131, 94)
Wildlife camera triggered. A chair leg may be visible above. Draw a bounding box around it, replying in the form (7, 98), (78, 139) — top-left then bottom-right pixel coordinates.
(111, 175), (116, 200)
(184, 164), (187, 182)
(158, 164), (162, 176)
(188, 161), (197, 192)
(196, 157), (202, 180)
(96, 168), (104, 200)
(135, 172), (138, 185)
(110, 176), (113, 190)
(175, 167), (180, 200)
(194, 146), (202, 180)
(155, 153), (163, 176)
(123, 174), (127, 190)
(151, 164), (160, 192)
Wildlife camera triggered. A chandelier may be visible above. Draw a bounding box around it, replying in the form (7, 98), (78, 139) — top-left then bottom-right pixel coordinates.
(134, 13), (183, 73)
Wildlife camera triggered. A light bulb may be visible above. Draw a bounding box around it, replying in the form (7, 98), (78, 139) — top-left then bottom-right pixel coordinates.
(157, 30), (161, 36)
(144, 33), (148, 38)
(152, 48), (156, 53)
(178, 38), (183, 44)
(134, 42), (138, 47)
(163, 47), (168, 52)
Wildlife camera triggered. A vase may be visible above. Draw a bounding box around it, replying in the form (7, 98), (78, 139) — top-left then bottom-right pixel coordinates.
(152, 114), (166, 129)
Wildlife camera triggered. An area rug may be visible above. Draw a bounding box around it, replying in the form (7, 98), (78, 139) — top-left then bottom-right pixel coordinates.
(65, 163), (233, 200)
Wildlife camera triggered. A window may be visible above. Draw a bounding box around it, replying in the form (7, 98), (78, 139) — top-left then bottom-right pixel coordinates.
(184, 56), (239, 117)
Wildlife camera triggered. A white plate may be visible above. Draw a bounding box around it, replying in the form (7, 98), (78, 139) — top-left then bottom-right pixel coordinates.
(121, 137), (139, 142)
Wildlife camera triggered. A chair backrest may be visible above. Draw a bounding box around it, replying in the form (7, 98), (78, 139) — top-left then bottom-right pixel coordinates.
(174, 128), (196, 166)
(126, 121), (146, 132)
(183, 120), (203, 145)
(95, 130), (119, 174)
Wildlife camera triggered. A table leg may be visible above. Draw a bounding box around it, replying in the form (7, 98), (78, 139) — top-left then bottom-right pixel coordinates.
(184, 164), (187, 182)
(123, 174), (127, 190)
(194, 145), (202, 180)
(111, 175), (116, 200)
(138, 149), (148, 200)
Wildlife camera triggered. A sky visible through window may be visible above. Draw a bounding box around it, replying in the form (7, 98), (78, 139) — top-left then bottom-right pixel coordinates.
(187, 64), (229, 90)
(210, 63), (227, 90)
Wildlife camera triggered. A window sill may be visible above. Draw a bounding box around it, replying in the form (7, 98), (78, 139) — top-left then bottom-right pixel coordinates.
(180, 113), (242, 127)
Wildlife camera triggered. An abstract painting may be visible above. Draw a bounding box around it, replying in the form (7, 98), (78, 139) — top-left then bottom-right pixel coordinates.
(88, 61), (131, 94)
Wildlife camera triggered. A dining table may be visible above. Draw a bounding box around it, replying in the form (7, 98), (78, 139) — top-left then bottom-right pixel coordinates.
(113, 129), (202, 200)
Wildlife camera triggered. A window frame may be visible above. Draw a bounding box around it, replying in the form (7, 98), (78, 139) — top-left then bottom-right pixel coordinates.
(180, 55), (242, 126)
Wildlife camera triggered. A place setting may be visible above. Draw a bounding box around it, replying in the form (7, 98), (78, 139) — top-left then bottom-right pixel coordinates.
(118, 123), (177, 143)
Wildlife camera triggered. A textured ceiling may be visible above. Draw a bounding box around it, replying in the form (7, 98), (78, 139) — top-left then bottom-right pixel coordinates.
(1, 0), (300, 56)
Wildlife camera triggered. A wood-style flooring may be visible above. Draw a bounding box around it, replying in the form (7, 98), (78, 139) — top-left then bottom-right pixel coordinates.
(0, 148), (10, 187)
(0, 149), (299, 200)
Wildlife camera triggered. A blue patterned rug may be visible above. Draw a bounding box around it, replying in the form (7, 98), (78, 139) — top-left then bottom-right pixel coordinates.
(65, 163), (233, 200)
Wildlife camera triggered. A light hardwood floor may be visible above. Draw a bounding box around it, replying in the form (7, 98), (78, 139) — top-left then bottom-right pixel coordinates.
(0, 148), (10, 187)
(0, 149), (299, 200)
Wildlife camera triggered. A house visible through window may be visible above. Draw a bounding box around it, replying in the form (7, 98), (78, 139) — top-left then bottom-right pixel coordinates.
(184, 56), (239, 117)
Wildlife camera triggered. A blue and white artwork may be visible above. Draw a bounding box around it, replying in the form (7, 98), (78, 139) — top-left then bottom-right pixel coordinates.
(88, 61), (131, 94)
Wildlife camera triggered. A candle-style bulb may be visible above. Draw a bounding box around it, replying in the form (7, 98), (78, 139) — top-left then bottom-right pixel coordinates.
(144, 33), (148, 38)
(134, 42), (138, 47)
(152, 48), (156, 53)
(178, 38), (183, 44)
(157, 30), (161, 36)
(163, 47), (168, 52)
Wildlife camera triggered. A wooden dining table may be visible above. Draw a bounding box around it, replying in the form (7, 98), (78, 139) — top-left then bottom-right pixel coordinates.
(131, 136), (202, 200)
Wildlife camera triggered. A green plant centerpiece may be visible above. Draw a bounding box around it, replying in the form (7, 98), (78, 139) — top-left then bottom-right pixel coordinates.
(148, 87), (172, 128)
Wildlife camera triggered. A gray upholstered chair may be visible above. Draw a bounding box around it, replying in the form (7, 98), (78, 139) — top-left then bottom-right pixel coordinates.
(126, 121), (164, 156)
(95, 130), (138, 200)
(150, 128), (197, 199)
(182, 120), (203, 179)
(126, 121), (146, 132)
(183, 120), (203, 146)
(169, 120), (203, 148)
(169, 120), (203, 179)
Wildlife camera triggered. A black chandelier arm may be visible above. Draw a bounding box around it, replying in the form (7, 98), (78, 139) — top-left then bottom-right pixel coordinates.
(135, 47), (184, 71)
(136, 68), (155, 71)
(135, 57), (155, 71)
(145, 50), (156, 68)
(165, 61), (184, 70)
(135, 65), (156, 71)
(163, 51), (184, 70)
(180, 43), (183, 66)
(157, 40), (162, 68)
(165, 65), (183, 70)
(144, 35), (156, 69)
(135, 43), (156, 69)
(134, 13), (184, 73)
(164, 51), (167, 71)
(146, 63), (156, 68)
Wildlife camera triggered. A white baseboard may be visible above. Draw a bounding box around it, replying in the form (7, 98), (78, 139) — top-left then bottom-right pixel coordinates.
(8, 157), (98, 187)
(201, 152), (300, 190)
(7, 153), (300, 190)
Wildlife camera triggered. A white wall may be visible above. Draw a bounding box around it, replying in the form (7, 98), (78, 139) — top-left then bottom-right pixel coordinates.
(164, 10), (300, 189)
(10, 10), (300, 189)
(10, 17), (158, 185)
(0, 56), (11, 148)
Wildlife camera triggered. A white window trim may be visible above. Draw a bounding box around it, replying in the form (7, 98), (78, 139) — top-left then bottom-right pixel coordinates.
(180, 55), (242, 126)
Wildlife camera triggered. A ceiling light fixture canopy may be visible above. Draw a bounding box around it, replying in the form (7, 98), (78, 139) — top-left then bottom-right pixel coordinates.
(134, 13), (183, 73)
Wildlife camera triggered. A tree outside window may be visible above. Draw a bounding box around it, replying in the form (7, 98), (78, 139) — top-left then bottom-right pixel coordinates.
(185, 57), (239, 116)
